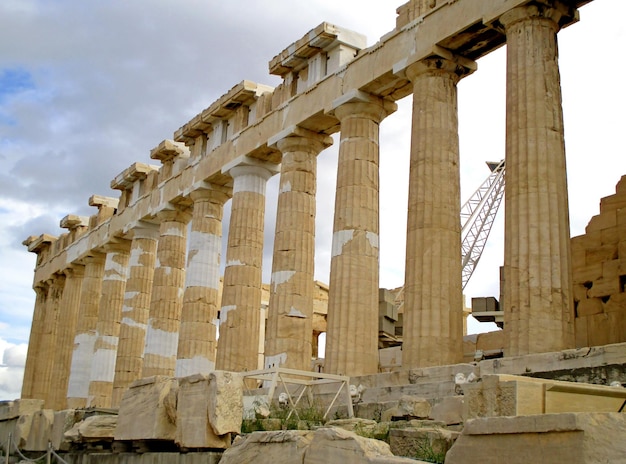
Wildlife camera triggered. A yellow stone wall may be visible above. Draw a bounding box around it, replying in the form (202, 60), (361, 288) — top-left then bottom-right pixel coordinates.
(572, 175), (626, 347)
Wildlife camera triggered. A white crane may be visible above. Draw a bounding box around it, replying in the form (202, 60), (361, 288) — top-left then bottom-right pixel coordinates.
(460, 160), (505, 289)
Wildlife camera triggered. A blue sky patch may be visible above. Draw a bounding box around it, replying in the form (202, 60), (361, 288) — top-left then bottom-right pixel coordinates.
(0, 68), (35, 103)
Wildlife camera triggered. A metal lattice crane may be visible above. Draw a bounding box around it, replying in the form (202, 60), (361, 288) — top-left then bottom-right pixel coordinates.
(460, 160), (505, 289)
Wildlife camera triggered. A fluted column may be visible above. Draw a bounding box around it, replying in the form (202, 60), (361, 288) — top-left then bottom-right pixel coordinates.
(402, 55), (474, 368)
(176, 187), (230, 377)
(67, 253), (106, 408)
(21, 283), (48, 399)
(142, 208), (191, 377)
(111, 224), (159, 407)
(87, 239), (131, 408)
(49, 265), (85, 410)
(265, 129), (331, 371)
(215, 161), (276, 372)
(325, 91), (395, 376)
(500, 2), (575, 355)
(31, 274), (65, 404)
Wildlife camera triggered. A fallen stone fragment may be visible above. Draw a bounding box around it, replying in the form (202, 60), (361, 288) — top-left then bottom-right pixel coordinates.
(220, 427), (421, 464)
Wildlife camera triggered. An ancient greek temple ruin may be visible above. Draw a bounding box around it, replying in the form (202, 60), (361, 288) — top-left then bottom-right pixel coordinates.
(18, 0), (624, 414)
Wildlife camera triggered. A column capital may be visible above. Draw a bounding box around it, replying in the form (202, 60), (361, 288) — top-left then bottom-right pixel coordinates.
(47, 273), (66, 288)
(130, 221), (161, 241)
(62, 264), (86, 278)
(331, 90), (397, 123)
(189, 183), (232, 205)
(222, 155), (280, 179)
(268, 126), (333, 155)
(156, 206), (192, 224)
(33, 281), (49, 292)
(402, 46), (476, 83)
(81, 251), (106, 266)
(100, 237), (132, 254)
(497, 1), (577, 32)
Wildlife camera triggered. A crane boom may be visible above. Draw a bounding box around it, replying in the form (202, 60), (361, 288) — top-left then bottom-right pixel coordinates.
(460, 160), (505, 289)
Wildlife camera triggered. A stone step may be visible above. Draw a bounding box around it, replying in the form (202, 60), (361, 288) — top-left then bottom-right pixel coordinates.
(358, 380), (461, 403)
(407, 363), (479, 385)
(350, 363), (479, 389)
(445, 412), (626, 464)
(353, 395), (465, 426)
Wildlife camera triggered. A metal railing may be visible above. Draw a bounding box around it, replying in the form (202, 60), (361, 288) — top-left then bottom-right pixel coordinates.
(3, 433), (69, 464)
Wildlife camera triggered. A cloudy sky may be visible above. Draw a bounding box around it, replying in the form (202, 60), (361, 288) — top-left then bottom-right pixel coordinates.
(0, 0), (624, 400)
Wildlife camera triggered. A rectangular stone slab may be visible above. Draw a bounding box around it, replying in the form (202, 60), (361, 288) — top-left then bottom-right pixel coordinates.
(115, 376), (178, 441)
(176, 373), (230, 449)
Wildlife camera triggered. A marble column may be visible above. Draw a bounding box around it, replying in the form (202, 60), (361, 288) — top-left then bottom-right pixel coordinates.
(402, 55), (475, 369)
(31, 274), (65, 404)
(265, 128), (331, 371)
(111, 224), (159, 407)
(20, 282), (48, 399)
(176, 187), (230, 377)
(325, 91), (395, 376)
(49, 265), (85, 410)
(215, 160), (277, 372)
(500, 3), (575, 355)
(142, 208), (191, 377)
(87, 239), (131, 408)
(67, 253), (106, 408)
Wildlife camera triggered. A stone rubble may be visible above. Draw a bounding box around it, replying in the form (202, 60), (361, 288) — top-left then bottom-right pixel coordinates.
(114, 376), (179, 442)
(64, 414), (118, 446)
(220, 428), (422, 464)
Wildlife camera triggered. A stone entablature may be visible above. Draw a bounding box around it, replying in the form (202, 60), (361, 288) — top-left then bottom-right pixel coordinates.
(60, 214), (89, 234)
(87, 194), (118, 230)
(174, 80), (275, 154)
(111, 162), (160, 212)
(269, 22), (367, 99)
(26, 0), (586, 285)
(396, 0), (441, 29)
(23, 234), (57, 267)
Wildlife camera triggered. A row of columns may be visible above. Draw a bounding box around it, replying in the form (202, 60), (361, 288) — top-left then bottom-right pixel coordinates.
(22, 1), (575, 408)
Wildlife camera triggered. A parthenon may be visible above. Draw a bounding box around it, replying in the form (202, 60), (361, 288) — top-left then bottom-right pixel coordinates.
(13, 0), (626, 448)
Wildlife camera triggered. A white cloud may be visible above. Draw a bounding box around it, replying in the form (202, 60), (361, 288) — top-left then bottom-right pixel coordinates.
(0, 338), (26, 400)
(3, 344), (27, 367)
